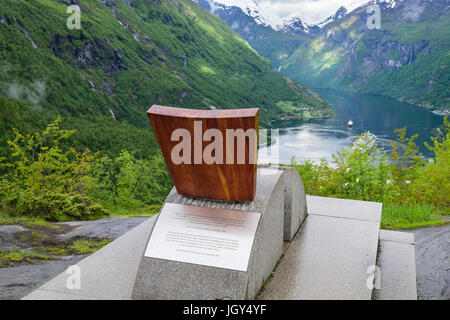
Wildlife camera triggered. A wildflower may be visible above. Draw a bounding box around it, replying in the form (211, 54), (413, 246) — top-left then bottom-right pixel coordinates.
(352, 132), (377, 151)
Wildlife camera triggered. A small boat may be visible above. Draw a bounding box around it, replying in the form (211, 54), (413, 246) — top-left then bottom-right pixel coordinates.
(348, 120), (353, 128)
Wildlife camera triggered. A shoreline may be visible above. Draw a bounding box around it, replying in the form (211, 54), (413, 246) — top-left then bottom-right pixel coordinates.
(314, 87), (449, 117)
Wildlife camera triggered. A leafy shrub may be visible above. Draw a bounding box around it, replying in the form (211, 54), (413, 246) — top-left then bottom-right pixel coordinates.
(0, 118), (109, 220)
(388, 128), (426, 202)
(91, 150), (172, 211)
(0, 115), (173, 220)
(0, 187), (108, 221)
(412, 117), (450, 209)
(292, 132), (393, 202)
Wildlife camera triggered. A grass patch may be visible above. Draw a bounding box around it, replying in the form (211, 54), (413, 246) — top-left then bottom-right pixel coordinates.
(0, 216), (59, 229)
(35, 246), (68, 256)
(381, 204), (447, 229)
(69, 239), (112, 254)
(108, 205), (160, 218)
(25, 220), (60, 230)
(0, 249), (52, 267)
(31, 231), (47, 239)
(24, 239), (112, 260)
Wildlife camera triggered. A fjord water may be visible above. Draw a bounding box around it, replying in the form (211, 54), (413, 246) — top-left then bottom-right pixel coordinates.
(262, 89), (444, 164)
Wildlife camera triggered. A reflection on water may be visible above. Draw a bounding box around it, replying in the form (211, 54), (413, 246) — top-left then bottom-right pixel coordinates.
(260, 89), (444, 164)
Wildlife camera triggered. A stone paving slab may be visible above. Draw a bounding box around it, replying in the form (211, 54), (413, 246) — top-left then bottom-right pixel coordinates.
(379, 229), (414, 244)
(373, 230), (417, 300)
(259, 212), (380, 300)
(306, 195), (382, 222)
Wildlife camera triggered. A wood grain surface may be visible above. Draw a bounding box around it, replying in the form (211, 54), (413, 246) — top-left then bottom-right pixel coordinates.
(147, 105), (259, 202)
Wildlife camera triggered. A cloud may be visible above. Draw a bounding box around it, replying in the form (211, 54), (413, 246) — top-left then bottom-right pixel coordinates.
(7, 79), (46, 109)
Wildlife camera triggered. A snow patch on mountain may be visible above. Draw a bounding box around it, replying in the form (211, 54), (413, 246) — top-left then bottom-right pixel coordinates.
(194, 0), (311, 32)
(316, 6), (348, 28)
(194, 0), (407, 33)
(374, 0), (400, 9)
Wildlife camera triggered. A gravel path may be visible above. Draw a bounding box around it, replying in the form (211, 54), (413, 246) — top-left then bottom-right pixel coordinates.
(414, 224), (450, 300)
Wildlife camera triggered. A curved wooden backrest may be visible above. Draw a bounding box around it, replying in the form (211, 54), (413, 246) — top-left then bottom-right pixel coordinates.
(147, 105), (259, 202)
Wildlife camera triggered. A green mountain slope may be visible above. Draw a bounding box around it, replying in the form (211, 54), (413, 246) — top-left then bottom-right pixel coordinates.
(0, 0), (330, 139)
(279, 0), (449, 112)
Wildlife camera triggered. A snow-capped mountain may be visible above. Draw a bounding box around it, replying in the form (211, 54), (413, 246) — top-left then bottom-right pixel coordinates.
(374, 0), (402, 9)
(196, 0), (284, 31)
(194, 0), (315, 34)
(195, 0), (410, 34)
(316, 6), (348, 28)
(281, 17), (319, 34)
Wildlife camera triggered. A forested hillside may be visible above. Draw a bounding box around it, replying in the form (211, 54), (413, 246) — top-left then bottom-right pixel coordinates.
(0, 0), (330, 143)
(0, 0), (332, 218)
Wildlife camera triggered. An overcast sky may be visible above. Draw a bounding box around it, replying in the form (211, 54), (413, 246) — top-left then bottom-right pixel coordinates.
(217, 0), (371, 24)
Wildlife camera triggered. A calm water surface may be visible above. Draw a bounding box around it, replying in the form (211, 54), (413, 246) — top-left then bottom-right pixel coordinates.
(261, 89), (444, 164)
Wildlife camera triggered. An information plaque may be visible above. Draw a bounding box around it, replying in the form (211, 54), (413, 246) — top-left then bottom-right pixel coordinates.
(144, 203), (261, 272)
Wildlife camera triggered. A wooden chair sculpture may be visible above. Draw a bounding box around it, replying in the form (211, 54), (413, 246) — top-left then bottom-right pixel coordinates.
(147, 105), (259, 202)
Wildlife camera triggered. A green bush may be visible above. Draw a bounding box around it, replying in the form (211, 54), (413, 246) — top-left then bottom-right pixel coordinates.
(0, 186), (108, 221)
(91, 150), (172, 211)
(0, 116), (172, 220)
(292, 132), (393, 203)
(412, 117), (450, 209)
(0, 117), (110, 220)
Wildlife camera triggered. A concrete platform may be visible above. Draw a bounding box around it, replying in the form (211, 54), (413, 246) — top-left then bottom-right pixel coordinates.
(259, 196), (382, 300)
(24, 196), (387, 300)
(373, 230), (417, 300)
(306, 195), (382, 222)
